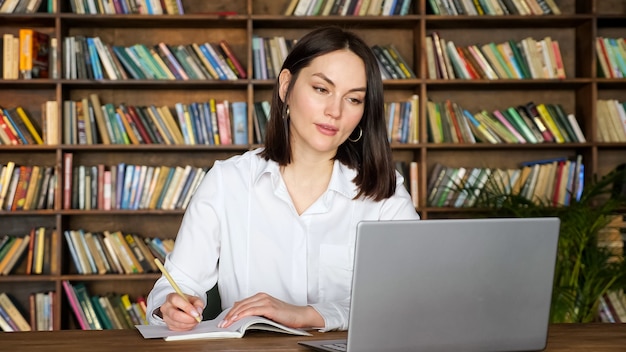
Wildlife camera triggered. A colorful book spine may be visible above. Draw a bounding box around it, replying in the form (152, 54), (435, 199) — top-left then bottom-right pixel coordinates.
(231, 101), (248, 145)
(61, 281), (90, 329)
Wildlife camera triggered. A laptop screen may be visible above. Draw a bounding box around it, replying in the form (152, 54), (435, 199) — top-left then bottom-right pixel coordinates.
(301, 218), (560, 352)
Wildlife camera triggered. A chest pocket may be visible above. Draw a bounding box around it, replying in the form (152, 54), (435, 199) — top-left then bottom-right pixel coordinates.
(318, 244), (353, 301)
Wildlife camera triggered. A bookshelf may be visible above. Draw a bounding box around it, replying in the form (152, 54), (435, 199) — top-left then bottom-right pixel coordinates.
(0, 0), (624, 330)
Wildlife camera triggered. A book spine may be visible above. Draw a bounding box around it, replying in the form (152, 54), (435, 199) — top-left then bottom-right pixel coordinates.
(15, 107), (43, 144)
(0, 292), (31, 331)
(231, 101), (248, 145)
(198, 43), (228, 80)
(219, 40), (247, 79)
(61, 281), (90, 330)
(0, 302), (19, 331)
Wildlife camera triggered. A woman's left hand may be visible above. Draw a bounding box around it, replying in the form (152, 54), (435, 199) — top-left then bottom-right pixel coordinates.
(218, 292), (324, 329)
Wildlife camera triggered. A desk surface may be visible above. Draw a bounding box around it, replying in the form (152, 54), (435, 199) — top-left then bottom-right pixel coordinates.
(1, 324), (625, 351)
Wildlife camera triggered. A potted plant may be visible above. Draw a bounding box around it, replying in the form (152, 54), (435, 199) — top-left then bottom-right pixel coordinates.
(452, 166), (626, 323)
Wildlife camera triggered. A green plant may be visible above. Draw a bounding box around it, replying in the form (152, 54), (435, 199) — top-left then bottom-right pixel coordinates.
(453, 167), (626, 323)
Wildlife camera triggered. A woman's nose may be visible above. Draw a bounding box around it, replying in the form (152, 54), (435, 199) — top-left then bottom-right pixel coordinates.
(324, 97), (342, 119)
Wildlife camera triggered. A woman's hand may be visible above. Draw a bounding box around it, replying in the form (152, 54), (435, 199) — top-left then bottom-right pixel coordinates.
(218, 292), (324, 329)
(160, 292), (205, 331)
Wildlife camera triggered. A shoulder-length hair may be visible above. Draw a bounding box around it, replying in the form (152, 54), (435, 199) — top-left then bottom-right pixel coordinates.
(260, 26), (396, 201)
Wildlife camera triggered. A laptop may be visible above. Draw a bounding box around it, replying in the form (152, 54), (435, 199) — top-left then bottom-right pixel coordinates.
(299, 217), (560, 352)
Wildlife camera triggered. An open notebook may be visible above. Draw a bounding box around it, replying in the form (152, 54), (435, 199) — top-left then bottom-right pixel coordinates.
(299, 218), (560, 352)
(136, 307), (311, 341)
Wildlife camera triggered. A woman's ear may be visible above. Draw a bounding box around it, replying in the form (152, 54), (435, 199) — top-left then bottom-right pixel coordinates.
(278, 69), (291, 103)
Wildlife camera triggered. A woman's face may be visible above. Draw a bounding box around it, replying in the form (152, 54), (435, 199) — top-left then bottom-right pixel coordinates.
(279, 49), (366, 157)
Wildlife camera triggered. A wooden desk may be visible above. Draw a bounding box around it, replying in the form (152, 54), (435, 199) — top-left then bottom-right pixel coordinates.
(1, 324), (625, 351)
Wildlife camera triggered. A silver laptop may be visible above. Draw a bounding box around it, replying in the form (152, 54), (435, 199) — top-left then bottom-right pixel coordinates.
(299, 217), (560, 352)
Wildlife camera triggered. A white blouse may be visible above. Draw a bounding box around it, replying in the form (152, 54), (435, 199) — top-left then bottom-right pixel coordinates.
(146, 148), (419, 331)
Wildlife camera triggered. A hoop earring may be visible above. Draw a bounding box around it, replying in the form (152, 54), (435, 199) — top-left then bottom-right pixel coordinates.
(283, 106), (290, 119)
(348, 126), (362, 142)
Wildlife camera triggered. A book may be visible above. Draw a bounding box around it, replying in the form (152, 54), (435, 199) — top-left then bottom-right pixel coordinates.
(61, 280), (90, 329)
(230, 101), (248, 145)
(73, 282), (102, 330)
(136, 308), (311, 340)
(2, 166), (20, 211)
(2, 108), (29, 144)
(0, 303), (16, 331)
(90, 295), (113, 330)
(22, 165), (42, 210)
(124, 233), (153, 273)
(0, 111), (19, 145)
(48, 229), (58, 275)
(11, 165), (32, 210)
(98, 233), (123, 274)
(215, 101), (232, 145)
(83, 232), (107, 274)
(218, 39), (247, 79)
(71, 229), (94, 274)
(62, 152), (73, 209)
(0, 235), (16, 260)
(0, 292), (31, 331)
(0, 236), (24, 274)
(113, 230), (143, 273)
(93, 36), (121, 80)
(0, 161), (16, 208)
(106, 293), (134, 328)
(13, 107), (43, 144)
(18, 28), (50, 79)
(24, 228), (37, 274)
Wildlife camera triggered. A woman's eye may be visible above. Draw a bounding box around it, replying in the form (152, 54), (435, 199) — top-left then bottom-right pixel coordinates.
(347, 97), (363, 105)
(314, 86), (328, 94)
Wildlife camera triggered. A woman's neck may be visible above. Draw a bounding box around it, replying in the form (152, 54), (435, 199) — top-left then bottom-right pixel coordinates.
(280, 158), (334, 215)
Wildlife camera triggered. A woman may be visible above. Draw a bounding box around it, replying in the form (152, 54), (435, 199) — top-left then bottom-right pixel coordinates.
(146, 26), (419, 332)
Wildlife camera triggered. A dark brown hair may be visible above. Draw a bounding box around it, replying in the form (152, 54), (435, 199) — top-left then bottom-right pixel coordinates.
(260, 26), (396, 201)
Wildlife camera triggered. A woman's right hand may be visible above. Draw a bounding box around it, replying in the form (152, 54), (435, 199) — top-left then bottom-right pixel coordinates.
(160, 292), (205, 331)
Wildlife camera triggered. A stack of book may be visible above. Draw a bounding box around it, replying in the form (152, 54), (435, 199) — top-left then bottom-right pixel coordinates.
(385, 95), (420, 144)
(29, 291), (54, 331)
(597, 99), (626, 143)
(251, 35), (297, 80)
(596, 37), (626, 79)
(427, 0), (561, 15)
(62, 36), (245, 81)
(372, 44), (417, 80)
(1, 29), (52, 80)
(63, 280), (148, 330)
(284, 0), (414, 16)
(63, 229), (173, 275)
(253, 36), (416, 83)
(0, 292), (31, 331)
(426, 100), (585, 144)
(597, 214), (626, 264)
(599, 288), (626, 323)
(63, 94), (247, 145)
(0, 0), (46, 14)
(0, 234), (29, 276)
(0, 163), (56, 212)
(62, 158), (208, 211)
(0, 227), (57, 276)
(427, 155), (584, 208)
(426, 33), (566, 80)
(69, 0), (184, 14)
(251, 100), (270, 144)
(0, 106), (46, 146)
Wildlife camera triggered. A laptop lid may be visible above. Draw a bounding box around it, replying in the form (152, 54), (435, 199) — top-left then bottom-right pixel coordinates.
(301, 217), (560, 352)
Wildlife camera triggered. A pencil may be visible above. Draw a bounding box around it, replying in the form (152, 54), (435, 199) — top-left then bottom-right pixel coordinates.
(154, 258), (202, 323)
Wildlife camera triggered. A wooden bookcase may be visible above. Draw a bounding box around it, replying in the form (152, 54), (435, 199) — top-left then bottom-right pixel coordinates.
(0, 0), (624, 330)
